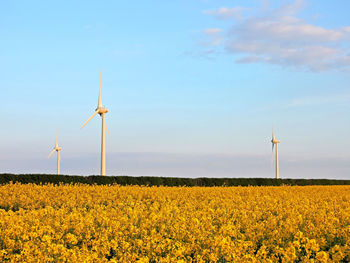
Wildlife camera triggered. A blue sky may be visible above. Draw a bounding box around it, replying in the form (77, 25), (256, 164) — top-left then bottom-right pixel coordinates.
(1, 0), (350, 178)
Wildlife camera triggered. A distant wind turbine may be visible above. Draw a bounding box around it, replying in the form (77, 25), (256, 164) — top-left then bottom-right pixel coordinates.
(271, 130), (280, 179)
(81, 70), (109, 176)
(48, 129), (61, 175)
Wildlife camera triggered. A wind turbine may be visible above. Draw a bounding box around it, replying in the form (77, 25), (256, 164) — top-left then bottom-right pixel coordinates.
(81, 70), (109, 176)
(271, 130), (280, 179)
(48, 129), (61, 175)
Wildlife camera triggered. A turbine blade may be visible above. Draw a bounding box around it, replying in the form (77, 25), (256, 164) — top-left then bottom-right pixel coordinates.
(98, 69), (102, 108)
(105, 123), (110, 136)
(81, 110), (98, 129)
(48, 149), (55, 158)
(272, 143), (274, 152)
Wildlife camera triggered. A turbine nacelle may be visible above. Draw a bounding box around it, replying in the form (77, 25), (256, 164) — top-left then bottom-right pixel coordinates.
(271, 131), (280, 145)
(55, 146), (61, 152)
(271, 138), (280, 144)
(96, 107), (109, 115)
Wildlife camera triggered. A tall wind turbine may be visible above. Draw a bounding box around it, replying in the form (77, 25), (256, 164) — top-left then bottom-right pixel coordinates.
(48, 129), (61, 175)
(271, 130), (280, 179)
(81, 70), (109, 176)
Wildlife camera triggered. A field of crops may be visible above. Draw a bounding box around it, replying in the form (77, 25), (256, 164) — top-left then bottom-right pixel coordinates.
(0, 184), (349, 262)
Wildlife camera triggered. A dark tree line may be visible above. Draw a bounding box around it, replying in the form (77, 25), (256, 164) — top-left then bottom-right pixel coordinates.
(0, 174), (349, 186)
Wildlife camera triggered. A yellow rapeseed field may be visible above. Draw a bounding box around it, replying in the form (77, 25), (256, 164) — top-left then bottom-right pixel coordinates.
(0, 183), (349, 262)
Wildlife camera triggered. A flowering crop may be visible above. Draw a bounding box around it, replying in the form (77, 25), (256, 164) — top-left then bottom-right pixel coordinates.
(0, 183), (349, 262)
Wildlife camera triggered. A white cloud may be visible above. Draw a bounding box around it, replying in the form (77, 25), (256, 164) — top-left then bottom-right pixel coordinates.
(204, 7), (245, 20)
(274, 0), (305, 16)
(343, 26), (350, 33)
(202, 0), (350, 71)
(200, 28), (223, 47)
(233, 18), (346, 43)
(286, 93), (350, 108)
(203, 28), (222, 35)
(236, 55), (261, 63)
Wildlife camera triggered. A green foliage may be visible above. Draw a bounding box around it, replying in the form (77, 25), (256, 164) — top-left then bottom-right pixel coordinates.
(0, 173), (349, 186)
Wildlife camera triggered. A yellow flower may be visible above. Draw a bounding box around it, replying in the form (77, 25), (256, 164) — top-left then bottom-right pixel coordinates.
(0, 183), (349, 262)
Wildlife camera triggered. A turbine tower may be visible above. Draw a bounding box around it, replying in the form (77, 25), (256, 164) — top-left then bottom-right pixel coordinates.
(81, 70), (109, 176)
(271, 131), (280, 179)
(48, 129), (61, 175)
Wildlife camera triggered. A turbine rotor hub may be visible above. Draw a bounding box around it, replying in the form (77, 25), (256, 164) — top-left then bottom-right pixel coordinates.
(97, 107), (109, 114)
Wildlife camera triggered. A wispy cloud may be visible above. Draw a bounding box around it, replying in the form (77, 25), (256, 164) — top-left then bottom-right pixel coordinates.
(201, 28), (223, 47)
(256, 92), (350, 112)
(203, 28), (222, 35)
(286, 93), (350, 108)
(204, 7), (246, 20)
(202, 0), (350, 71)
